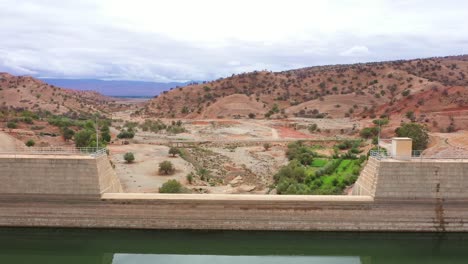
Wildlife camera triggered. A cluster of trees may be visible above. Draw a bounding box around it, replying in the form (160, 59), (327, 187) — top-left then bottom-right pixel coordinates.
(46, 114), (112, 148)
(139, 119), (186, 134)
(73, 119), (111, 148)
(285, 141), (318, 165)
(274, 141), (365, 195)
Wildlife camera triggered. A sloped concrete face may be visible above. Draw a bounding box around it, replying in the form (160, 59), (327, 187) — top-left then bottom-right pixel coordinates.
(0, 154), (122, 198)
(354, 157), (468, 201)
(375, 160), (468, 200)
(352, 158), (379, 196)
(96, 155), (123, 194)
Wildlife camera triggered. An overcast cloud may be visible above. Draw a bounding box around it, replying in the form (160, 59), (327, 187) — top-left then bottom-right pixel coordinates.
(0, 0), (467, 82)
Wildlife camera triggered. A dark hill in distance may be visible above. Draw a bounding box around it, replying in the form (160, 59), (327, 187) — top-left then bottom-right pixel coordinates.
(39, 78), (191, 97)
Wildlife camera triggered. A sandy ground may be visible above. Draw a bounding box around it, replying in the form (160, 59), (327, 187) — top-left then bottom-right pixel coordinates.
(424, 131), (468, 157)
(108, 143), (194, 192)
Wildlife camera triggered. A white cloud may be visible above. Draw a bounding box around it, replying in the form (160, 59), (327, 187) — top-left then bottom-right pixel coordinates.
(340, 46), (371, 57)
(0, 0), (467, 82)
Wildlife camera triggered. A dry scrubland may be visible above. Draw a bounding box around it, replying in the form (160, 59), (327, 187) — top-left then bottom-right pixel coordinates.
(141, 55), (468, 134)
(1, 55), (468, 194)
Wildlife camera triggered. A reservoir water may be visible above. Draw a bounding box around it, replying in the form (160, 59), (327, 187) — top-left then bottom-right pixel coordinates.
(1, 228), (467, 264)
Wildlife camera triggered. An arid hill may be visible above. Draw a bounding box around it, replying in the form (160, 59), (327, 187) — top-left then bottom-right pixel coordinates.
(140, 55), (468, 131)
(0, 73), (128, 116)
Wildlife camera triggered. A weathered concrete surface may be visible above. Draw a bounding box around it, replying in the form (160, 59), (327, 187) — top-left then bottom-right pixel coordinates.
(0, 154), (122, 197)
(353, 157), (468, 200)
(0, 193), (466, 231)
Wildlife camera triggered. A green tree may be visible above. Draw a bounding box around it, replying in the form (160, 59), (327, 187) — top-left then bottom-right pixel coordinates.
(124, 152), (135, 163)
(100, 125), (111, 143)
(159, 179), (183, 193)
(159, 160), (175, 175)
(74, 129), (94, 147)
(169, 147), (180, 157)
(395, 123), (429, 150)
(61, 127), (75, 141)
(263, 143), (271, 151)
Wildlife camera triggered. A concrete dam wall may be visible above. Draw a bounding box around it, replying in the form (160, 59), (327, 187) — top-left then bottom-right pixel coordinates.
(0, 154), (467, 232)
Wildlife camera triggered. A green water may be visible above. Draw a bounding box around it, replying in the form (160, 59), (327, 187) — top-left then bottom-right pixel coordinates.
(1, 228), (467, 264)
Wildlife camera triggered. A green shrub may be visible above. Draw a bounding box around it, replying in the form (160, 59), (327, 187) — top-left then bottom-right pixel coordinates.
(22, 117), (33, 124)
(6, 121), (17, 129)
(372, 118), (389, 126)
(117, 129), (135, 139)
(359, 127), (378, 139)
(124, 152), (135, 163)
(25, 139), (35, 147)
(186, 172), (194, 184)
(159, 179), (183, 193)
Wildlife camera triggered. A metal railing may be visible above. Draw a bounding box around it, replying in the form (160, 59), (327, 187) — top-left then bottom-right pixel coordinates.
(0, 147), (107, 157)
(369, 150), (467, 160)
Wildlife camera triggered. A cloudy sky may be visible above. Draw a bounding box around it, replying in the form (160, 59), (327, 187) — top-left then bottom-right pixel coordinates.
(1, 0), (467, 82)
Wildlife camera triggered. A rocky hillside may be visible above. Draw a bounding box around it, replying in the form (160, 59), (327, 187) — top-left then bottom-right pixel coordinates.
(140, 55), (468, 131)
(0, 73), (127, 116)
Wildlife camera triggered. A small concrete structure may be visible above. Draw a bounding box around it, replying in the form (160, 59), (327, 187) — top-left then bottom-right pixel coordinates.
(391, 137), (412, 160)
